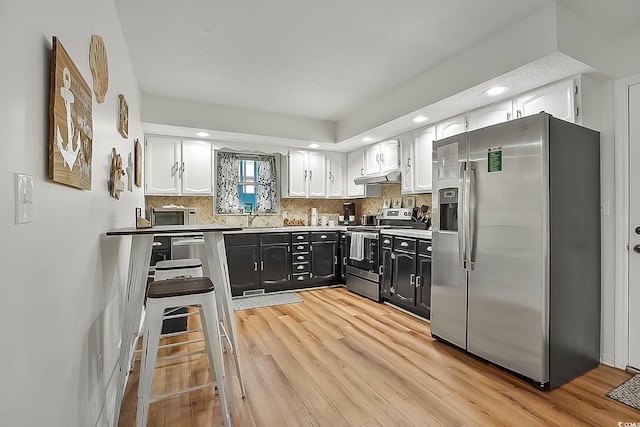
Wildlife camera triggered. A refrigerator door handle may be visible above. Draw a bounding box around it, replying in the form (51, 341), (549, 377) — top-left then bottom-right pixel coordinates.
(466, 162), (476, 269)
(458, 162), (467, 270)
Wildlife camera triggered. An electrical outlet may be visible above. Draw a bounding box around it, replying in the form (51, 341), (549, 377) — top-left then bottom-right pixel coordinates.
(14, 173), (34, 224)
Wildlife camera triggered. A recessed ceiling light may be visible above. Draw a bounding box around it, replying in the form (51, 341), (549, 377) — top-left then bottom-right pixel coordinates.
(308, 143), (320, 148)
(362, 137), (373, 142)
(413, 115), (428, 123)
(195, 131), (210, 137)
(483, 86), (509, 96)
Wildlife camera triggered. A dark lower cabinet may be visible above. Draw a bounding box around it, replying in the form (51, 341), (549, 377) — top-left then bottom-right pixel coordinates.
(311, 232), (338, 284)
(226, 230), (342, 296)
(260, 236), (291, 292)
(339, 232), (348, 283)
(380, 236), (393, 299)
(416, 249), (432, 318)
(380, 235), (431, 320)
(225, 233), (291, 296)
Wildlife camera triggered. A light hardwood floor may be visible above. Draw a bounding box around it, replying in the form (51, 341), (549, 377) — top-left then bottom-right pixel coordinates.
(119, 287), (638, 426)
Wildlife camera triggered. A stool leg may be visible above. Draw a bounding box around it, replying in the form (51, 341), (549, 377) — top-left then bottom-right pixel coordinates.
(199, 306), (218, 394)
(219, 286), (247, 397)
(136, 300), (163, 427)
(201, 292), (232, 426)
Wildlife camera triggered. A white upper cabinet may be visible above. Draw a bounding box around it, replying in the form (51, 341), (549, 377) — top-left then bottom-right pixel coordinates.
(347, 148), (365, 197)
(364, 139), (400, 175)
(414, 126), (435, 192)
(181, 140), (213, 194)
(515, 79), (576, 123)
(467, 100), (513, 131)
(437, 115), (467, 139)
(400, 134), (414, 194)
(145, 136), (212, 195)
(326, 152), (345, 198)
(401, 126), (435, 194)
(288, 150), (326, 197)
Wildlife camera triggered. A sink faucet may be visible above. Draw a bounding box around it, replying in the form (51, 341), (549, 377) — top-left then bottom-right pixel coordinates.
(247, 213), (259, 227)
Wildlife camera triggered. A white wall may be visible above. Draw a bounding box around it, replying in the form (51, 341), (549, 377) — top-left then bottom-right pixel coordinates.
(0, 1), (143, 426)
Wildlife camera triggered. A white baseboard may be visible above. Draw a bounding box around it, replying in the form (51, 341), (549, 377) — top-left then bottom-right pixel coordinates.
(600, 352), (616, 367)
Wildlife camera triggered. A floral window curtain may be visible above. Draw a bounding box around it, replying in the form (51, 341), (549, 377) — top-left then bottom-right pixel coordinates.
(216, 152), (240, 213)
(256, 155), (279, 212)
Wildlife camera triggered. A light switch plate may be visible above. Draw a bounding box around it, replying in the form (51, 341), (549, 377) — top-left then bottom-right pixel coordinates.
(15, 173), (34, 224)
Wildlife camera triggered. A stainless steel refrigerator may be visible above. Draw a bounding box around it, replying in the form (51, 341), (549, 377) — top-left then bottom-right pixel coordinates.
(430, 113), (601, 389)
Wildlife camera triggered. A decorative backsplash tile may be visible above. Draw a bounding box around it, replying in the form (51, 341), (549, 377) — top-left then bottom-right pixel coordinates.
(145, 184), (432, 227)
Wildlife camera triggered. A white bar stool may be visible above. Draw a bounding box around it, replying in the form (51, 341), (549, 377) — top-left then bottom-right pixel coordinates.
(151, 257), (246, 397)
(154, 258), (203, 281)
(137, 276), (232, 426)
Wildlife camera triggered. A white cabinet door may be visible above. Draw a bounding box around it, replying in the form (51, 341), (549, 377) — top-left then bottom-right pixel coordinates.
(145, 136), (181, 195)
(468, 100), (513, 131)
(515, 79), (576, 123)
(181, 140), (212, 195)
(347, 148), (365, 197)
(414, 126), (435, 192)
(400, 134), (414, 194)
(288, 150), (308, 197)
(437, 115), (467, 139)
(326, 152), (345, 198)
(308, 151), (326, 197)
(363, 144), (381, 175)
(380, 139), (400, 172)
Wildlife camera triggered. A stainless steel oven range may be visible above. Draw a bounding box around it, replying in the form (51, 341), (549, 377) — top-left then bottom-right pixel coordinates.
(345, 208), (430, 302)
(345, 228), (381, 301)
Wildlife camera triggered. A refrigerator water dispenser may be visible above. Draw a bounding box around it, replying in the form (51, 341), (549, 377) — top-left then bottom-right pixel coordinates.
(439, 188), (458, 231)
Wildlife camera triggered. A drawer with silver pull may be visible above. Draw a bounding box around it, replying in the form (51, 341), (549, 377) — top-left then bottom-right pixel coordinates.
(292, 243), (310, 253)
(311, 231), (337, 242)
(393, 237), (416, 252)
(292, 253), (310, 263)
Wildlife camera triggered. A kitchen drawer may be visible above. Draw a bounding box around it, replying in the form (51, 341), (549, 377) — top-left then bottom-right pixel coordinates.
(261, 232), (290, 245)
(224, 233), (259, 246)
(292, 243), (310, 253)
(293, 253), (310, 263)
(312, 231), (337, 242)
(292, 262), (310, 273)
(293, 272), (311, 283)
(418, 240), (432, 256)
(393, 237), (416, 252)
(292, 232), (310, 243)
(381, 236), (393, 248)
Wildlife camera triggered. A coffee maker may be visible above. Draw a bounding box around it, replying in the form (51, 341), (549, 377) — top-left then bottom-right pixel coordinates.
(341, 202), (356, 225)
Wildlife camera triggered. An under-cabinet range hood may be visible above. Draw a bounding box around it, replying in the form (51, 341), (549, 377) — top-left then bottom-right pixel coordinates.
(354, 170), (401, 185)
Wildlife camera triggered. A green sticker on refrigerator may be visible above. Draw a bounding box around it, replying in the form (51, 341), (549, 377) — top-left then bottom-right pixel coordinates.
(488, 146), (502, 172)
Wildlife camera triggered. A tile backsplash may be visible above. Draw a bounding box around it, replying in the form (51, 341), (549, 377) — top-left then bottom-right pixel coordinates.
(146, 184), (432, 227)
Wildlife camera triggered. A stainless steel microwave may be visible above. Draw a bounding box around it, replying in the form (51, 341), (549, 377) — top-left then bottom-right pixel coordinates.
(151, 207), (197, 226)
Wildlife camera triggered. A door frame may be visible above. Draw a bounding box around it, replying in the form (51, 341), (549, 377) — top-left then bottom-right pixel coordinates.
(614, 72), (640, 369)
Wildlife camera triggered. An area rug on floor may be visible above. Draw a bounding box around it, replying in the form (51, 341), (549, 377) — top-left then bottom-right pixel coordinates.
(607, 374), (640, 411)
(232, 293), (302, 311)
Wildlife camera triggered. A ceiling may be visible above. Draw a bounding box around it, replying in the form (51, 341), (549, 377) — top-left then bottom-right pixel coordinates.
(114, 0), (640, 145)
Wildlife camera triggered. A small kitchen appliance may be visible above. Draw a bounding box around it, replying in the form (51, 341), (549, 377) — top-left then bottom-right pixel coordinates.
(341, 202), (356, 225)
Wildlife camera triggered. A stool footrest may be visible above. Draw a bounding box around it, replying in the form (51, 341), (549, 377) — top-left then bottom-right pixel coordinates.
(150, 381), (217, 403)
(156, 348), (207, 362)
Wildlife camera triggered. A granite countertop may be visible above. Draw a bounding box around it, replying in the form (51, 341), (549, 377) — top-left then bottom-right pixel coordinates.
(225, 225), (348, 234)
(380, 229), (432, 239)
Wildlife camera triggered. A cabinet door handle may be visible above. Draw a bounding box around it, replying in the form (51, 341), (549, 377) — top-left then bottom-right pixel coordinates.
(380, 153), (384, 164)
(320, 234), (327, 239)
(383, 239), (390, 244)
(407, 157), (411, 168)
(297, 235), (304, 240)
(171, 162), (179, 176)
(507, 112), (512, 120)
(334, 256), (338, 264)
(309, 170), (312, 180)
(410, 273), (415, 286)
(391, 252), (396, 260)
(297, 255), (304, 260)
(416, 276), (421, 288)
(297, 265), (304, 270)
(179, 162), (185, 178)
(427, 246), (432, 251)
(517, 109), (522, 118)
(297, 275), (304, 281)
(343, 257), (347, 265)
(297, 245), (304, 250)
(254, 262), (258, 271)
(401, 241), (409, 247)
(304, 170), (307, 180)
(360, 168), (364, 176)
(261, 261), (264, 271)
